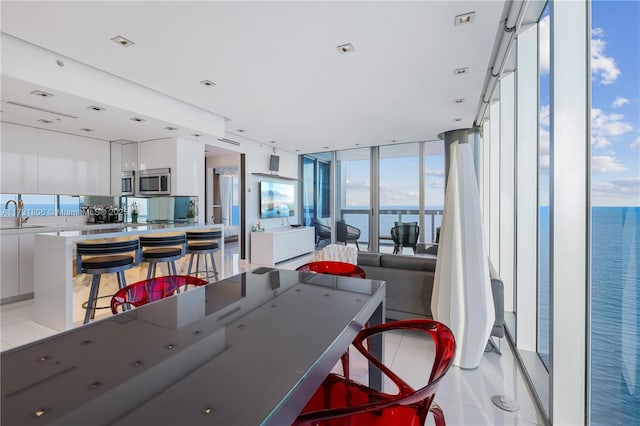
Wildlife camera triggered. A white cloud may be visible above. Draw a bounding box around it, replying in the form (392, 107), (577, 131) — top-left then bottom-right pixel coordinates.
(591, 33), (621, 85)
(612, 96), (629, 108)
(424, 168), (444, 177)
(591, 108), (633, 148)
(539, 15), (550, 74)
(592, 155), (627, 173)
(540, 104), (550, 127)
(631, 137), (640, 151)
(592, 178), (640, 201)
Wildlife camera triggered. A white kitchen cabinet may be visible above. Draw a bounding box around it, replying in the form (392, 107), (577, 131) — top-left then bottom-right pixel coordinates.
(110, 142), (122, 196)
(0, 123), (38, 193)
(1, 235), (20, 299)
(19, 234), (35, 295)
(139, 137), (203, 196)
(139, 138), (174, 171)
(121, 142), (138, 171)
(251, 227), (315, 266)
(37, 130), (110, 195)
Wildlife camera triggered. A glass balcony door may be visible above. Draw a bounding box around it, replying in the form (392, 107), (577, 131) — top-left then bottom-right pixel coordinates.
(336, 148), (371, 251)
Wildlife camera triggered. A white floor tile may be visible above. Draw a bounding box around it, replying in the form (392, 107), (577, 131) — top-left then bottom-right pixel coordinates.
(1, 319), (57, 348)
(1, 340), (14, 351)
(0, 299), (35, 325)
(429, 396), (543, 426)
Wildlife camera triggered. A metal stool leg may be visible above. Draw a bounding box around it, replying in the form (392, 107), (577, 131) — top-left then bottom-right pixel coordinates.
(187, 253), (195, 276)
(84, 274), (102, 324)
(195, 254), (201, 279)
(147, 263), (153, 280)
(204, 254), (210, 281)
(209, 252), (219, 280)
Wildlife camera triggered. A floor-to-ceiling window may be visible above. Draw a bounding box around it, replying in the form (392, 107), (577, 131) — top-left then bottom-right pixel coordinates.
(537, 1), (550, 370)
(378, 143), (420, 253)
(302, 152), (332, 239)
(590, 2), (640, 424)
(423, 141), (444, 244)
(336, 148), (370, 249)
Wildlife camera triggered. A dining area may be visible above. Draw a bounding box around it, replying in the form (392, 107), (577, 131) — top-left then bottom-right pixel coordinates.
(0, 241), (544, 426)
(1, 267), (392, 425)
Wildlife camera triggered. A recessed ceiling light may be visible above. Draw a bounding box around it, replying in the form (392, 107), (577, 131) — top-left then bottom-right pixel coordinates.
(80, 128), (94, 132)
(323, 146), (330, 149)
(191, 133), (202, 137)
(336, 43), (355, 54)
(164, 126), (177, 131)
(355, 143), (361, 146)
(454, 98), (465, 104)
(455, 12), (475, 26)
(30, 90), (53, 98)
(236, 129), (246, 133)
(269, 141), (277, 144)
(453, 118), (463, 122)
(454, 67), (469, 75)
(200, 80), (215, 87)
(87, 105), (105, 111)
(111, 35), (135, 47)
(130, 117), (145, 122)
(295, 149), (301, 152)
(391, 140), (397, 143)
(37, 119), (53, 124)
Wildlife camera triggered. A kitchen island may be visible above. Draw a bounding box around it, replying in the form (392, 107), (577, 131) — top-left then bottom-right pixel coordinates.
(33, 223), (224, 331)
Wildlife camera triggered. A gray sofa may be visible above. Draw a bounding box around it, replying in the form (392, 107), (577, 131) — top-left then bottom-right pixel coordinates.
(357, 252), (504, 340)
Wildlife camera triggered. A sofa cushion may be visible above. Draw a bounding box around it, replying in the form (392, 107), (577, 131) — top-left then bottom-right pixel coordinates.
(380, 254), (436, 272)
(357, 252), (382, 267)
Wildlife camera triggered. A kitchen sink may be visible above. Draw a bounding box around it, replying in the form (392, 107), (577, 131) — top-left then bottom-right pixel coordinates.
(1, 224), (47, 230)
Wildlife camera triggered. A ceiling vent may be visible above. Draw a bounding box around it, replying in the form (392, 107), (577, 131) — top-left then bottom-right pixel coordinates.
(37, 119), (54, 124)
(30, 90), (54, 98)
(217, 137), (240, 146)
(4, 100), (79, 119)
(200, 80), (216, 87)
(111, 35), (135, 47)
(87, 105), (105, 111)
(130, 117), (146, 122)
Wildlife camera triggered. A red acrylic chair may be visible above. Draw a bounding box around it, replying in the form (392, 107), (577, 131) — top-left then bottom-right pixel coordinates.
(294, 319), (456, 426)
(296, 261), (366, 278)
(110, 275), (208, 314)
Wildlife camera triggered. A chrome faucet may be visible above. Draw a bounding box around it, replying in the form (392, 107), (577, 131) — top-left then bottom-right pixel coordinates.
(4, 199), (28, 228)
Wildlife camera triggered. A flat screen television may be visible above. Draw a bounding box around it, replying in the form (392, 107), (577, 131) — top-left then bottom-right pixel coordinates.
(260, 181), (295, 219)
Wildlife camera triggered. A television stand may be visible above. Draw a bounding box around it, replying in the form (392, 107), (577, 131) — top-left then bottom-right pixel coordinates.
(251, 227), (315, 266)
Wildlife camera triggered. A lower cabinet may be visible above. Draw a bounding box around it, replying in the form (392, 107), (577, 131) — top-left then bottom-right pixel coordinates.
(1, 235), (20, 299)
(251, 227), (315, 266)
(1, 234), (35, 302)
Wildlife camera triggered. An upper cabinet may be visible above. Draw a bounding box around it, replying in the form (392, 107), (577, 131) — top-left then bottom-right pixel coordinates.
(38, 130), (110, 195)
(121, 142), (138, 172)
(139, 137), (203, 196)
(1, 122), (110, 195)
(1, 122), (38, 193)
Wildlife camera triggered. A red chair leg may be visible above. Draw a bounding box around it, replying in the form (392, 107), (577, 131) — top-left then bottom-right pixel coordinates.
(341, 351), (350, 379)
(430, 402), (446, 426)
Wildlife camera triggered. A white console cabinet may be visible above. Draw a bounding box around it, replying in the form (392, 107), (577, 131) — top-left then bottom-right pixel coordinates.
(251, 227), (315, 266)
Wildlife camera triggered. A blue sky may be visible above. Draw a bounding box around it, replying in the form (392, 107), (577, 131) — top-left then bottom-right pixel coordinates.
(541, 1), (640, 206)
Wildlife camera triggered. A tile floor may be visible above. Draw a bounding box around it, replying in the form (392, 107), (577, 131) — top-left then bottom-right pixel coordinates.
(0, 241), (545, 425)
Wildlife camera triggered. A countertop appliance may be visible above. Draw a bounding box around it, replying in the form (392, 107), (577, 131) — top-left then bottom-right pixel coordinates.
(121, 171), (135, 196)
(139, 168), (171, 195)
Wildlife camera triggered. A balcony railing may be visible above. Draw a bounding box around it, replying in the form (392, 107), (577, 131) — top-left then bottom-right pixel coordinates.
(339, 208), (443, 248)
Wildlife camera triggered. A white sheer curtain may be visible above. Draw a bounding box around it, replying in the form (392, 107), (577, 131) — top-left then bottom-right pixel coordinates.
(216, 168), (237, 226)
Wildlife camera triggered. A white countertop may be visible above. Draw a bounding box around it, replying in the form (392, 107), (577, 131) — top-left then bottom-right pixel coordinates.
(35, 223), (223, 241)
(0, 222), (220, 237)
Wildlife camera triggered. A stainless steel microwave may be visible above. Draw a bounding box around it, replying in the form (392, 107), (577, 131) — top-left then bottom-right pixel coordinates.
(138, 168), (171, 195)
(121, 171), (135, 196)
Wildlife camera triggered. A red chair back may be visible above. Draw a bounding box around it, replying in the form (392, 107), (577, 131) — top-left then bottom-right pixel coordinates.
(110, 275), (208, 314)
(294, 319), (456, 426)
(296, 261), (366, 278)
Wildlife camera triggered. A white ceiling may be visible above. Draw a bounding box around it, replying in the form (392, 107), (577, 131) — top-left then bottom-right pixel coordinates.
(0, 1), (507, 154)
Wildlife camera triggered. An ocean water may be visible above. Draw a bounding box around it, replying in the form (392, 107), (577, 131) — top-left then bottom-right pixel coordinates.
(590, 206), (639, 425)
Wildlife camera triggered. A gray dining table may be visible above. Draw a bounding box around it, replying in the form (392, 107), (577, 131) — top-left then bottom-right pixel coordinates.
(1, 268), (386, 426)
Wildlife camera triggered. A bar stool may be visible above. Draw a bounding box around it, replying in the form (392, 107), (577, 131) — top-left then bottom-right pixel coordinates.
(76, 239), (141, 324)
(139, 234), (187, 280)
(186, 230), (221, 281)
